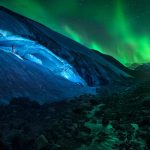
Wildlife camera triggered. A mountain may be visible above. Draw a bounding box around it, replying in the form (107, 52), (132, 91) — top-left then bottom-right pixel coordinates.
(135, 63), (150, 72)
(0, 50), (96, 104)
(0, 6), (132, 103)
(134, 63), (150, 79)
(93, 50), (135, 76)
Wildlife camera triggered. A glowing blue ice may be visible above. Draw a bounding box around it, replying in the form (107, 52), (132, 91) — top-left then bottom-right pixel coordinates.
(0, 32), (86, 85)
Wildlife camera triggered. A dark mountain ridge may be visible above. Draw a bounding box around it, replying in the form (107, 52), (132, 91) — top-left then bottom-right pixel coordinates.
(0, 6), (134, 103)
(0, 6), (132, 86)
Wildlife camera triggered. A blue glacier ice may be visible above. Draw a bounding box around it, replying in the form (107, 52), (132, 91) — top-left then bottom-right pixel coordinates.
(0, 32), (86, 86)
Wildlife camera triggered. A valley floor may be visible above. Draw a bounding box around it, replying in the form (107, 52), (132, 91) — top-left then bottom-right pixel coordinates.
(0, 79), (150, 150)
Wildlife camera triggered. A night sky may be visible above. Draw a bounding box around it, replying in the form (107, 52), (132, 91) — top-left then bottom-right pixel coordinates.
(0, 0), (150, 65)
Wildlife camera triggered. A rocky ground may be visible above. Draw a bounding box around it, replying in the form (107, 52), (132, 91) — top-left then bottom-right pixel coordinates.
(0, 78), (150, 150)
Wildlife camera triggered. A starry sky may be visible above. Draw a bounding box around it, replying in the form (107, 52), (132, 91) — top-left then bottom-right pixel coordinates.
(0, 0), (150, 65)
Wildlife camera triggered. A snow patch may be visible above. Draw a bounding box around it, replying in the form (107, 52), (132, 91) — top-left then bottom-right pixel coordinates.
(24, 54), (42, 65)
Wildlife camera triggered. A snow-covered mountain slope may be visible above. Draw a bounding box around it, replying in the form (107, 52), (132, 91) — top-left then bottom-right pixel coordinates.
(0, 35), (86, 85)
(0, 50), (94, 104)
(0, 6), (132, 87)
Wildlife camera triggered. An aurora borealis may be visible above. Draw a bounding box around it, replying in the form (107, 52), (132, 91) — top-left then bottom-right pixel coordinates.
(0, 0), (150, 65)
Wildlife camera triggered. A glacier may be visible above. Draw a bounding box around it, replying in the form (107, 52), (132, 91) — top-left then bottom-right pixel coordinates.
(0, 32), (86, 86)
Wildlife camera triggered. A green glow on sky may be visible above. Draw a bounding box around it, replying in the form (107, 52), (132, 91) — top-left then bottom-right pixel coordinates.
(111, 0), (150, 65)
(63, 25), (82, 43)
(90, 42), (103, 53)
(63, 25), (104, 53)
(0, 0), (150, 65)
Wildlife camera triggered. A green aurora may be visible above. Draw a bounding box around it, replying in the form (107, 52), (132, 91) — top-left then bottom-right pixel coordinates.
(0, 0), (150, 65)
